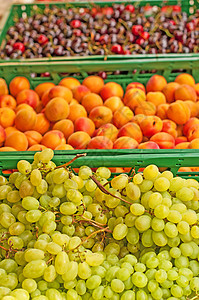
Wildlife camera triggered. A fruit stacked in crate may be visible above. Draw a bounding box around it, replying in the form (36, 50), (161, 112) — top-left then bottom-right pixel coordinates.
(0, 148), (199, 299)
(0, 73), (198, 153)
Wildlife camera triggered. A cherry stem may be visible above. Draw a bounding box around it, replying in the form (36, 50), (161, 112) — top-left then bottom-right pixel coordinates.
(90, 175), (132, 205)
(55, 153), (87, 169)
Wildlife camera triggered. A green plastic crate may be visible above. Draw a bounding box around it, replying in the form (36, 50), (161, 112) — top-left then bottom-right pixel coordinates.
(0, 57), (199, 89)
(0, 0), (198, 63)
(0, 149), (199, 180)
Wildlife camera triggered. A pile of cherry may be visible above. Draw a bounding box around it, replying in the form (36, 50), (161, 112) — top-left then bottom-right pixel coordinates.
(1, 4), (199, 59)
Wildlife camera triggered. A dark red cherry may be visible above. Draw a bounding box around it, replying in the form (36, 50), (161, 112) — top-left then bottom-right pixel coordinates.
(125, 5), (135, 13)
(13, 42), (25, 53)
(111, 44), (123, 54)
(132, 25), (144, 36)
(70, 20), (81, 28)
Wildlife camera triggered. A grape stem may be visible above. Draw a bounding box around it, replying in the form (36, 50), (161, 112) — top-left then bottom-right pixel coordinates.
(66, 226), (111, 253)
(55, 153), (87, 169)
(90, 175), (132, 205)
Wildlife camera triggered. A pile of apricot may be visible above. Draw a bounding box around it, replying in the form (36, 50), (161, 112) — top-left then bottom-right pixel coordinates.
(0, 72), (198, 152)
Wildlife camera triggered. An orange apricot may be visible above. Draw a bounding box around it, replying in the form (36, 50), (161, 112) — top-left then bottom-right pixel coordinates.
(0, 108), (15, 128)
(162, 82), (180, 103)
(118, 122), (143, 143)
(0, 95), (16, 109)
(59, 77), (81, 90)
(68, 104), (87, 123)
(123, 88), (146, 110)
(81, 93), (103, 113)
(0, 147), (16, 152)
(94, 123), (118, 142)
(184, 101), (198, 117)
(28, 144), (47, 151)
(16, 89), (40, 109)
(41, 130), (65, 150)
(53, 119), (74, 140)
(48, 86), (73, 104)
(24, 131), (43, 147)
(135, 101), (156, 116)
(5, 127), (18, 136)
(34, 82), (55, 98)
(126, 82), (145, 92)
(9, 77), (30, 97)
(89, 106), (113, 128)
(55, 144), (74, 150)
(113, 106), (134, 129)
(175, 73), (195, 87)
(72, 85), (91, 102)
(174, 84), (197, 102)
(15, 103), (33, 113)
(100, 82), (124, 101)
(104, 96), (124, 113)
(113, 137), (138, 149)
(167, 100), (190, 125)
(175, 142), (190, 149)
(146, 75), (167, 93)
(146, 92), (166, 107)
(45, 97), (70, 122)
(33, 113), (50, 135)
(68, 131), (91, 149)
(74, 117), (95, 137)
(15, 109), (37, 132)
(0, 78), (8, 96)
(156, 103), (169, 120)
(5, 131), (28, 151)
(82, 76), (104, 94)
(87, 136), (113, 149)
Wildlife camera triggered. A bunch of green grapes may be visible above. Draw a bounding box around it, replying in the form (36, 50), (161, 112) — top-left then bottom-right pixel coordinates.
(0, 149), (199, 300)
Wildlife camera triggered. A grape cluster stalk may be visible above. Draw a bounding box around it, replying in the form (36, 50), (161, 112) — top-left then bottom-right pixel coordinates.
(0, 148), (199, 299)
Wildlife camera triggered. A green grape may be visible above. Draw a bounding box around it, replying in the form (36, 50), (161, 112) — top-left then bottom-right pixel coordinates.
(92, 286), (104, 300)
(164, 222), (178, 238)
(67, 189), (83, 205)
(62, 261), (78, 281)
(105, 191), (121, 209)
(179, 243), (193, 257)
(134, 262), (146, 272)
(170, 177), (185, 192)
(175, 256), (189, 268)
(23, 260), (47, 278)
(188, 261), (199, 276)
(0, 259), (18, 273)
(148, 192), (163, 209)
(19, 180), (35, 198)
(155, 269), (167, 283)
(2, 296), (16, 300)
(17, 160), (32, 175)
(22, 196), (39, 210)
(52, 168), (69, 184)
(148, 279), (159, 292)
(75, 279), (86, 296)
(22, 278), (37, 293)
(162, 197), (172, 207)
(24, 249), (45, 262)
(86, 275), (101, 289)
(64, 279), (77, 289)
(176, 275), (189, 287)
(45, 288), (62, 300)
(9, 222), (25, 235)
(171, 202), (187, 213)
(126, 182), (141, 201)
(146, 257), (159, 269)
(26, 210), (42, 223)
(85, 252), (104, 266)
(182, 209), (197, 225)
(132, 272), (148, 288)
(136, 290), (148, 300)
(124, 213), (136, 227)
(113, 224), (128, 240)
(170, 284), (183, 297)
(8, 236), (24, 249)
(176, 187), (194, 202)
(37, 280), (48, 291)
(154, 204), (169, 219)
(0, 212), (15, 228)
(152, 231), (168, 247)
(0, 274), (18, 290)
(130, 203), (145, 216)
(111, 175), (128, 190)
(46, 242), (62, 255)
(135, 215), (151, 232)
(104, 243), (120, 256)
(167, 210), (182, 223)
(160, 170), (173, 180)
(78, 166), (92, 180)
(37, 149), (54, 163)
(43, 265), (57, 282)
(142, 229), (154, 247)
(154, 177), (170, 192)
(7, 190), (21, 203)
(71, 175), (84, 190)
(114, 205), (129, 218)
(177, 221), (190, 234)
(133, 173), (143, 185)
(111, 279), (124, 293)
(139, 179), (153, 193)
(170, 247), (181, 258)
(52, 184), (66, 198)
(60, 202), (77, 215)
(126, 227), (140, 245)
(96, 167), (111, 179)
(64, 179), (78, 190)
(36, 179), (48, 194)
(30, 169), (42, 186)
(0, 203), (11, 214)
(107, 254), (119, 265)
(151, 287), (163, 300)
(143, 164), (159, 180)
(78, 262), (91, 279)
(141, 191), (152, 209)
(151, 217), (165, 232)
(9, 289), (29, 300)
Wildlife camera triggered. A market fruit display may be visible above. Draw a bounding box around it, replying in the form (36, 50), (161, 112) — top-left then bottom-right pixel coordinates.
(0, 73), (199, 152)
(1, 4), (199, 59)
(0, 149), (199, 299)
